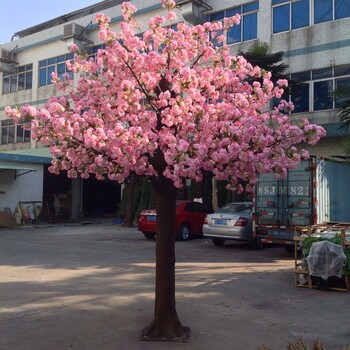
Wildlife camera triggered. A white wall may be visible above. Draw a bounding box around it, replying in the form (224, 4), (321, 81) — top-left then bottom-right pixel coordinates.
(0, 163), (44, 213)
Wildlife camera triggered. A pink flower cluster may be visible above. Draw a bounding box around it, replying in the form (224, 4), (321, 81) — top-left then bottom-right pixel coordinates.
(6, 1), (325, 191)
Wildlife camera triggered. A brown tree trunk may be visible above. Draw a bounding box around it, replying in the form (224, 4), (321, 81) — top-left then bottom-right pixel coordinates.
(141, 178), (190, 341)
(123, 173), (136, 227)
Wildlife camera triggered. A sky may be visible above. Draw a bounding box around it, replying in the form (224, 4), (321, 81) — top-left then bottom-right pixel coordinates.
(0, 0), (103, 44)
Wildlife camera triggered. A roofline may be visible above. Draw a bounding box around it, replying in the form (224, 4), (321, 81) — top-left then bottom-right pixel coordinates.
(0, 153), (52, 164)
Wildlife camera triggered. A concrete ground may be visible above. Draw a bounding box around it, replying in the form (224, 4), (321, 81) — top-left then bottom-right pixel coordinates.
(0, 221), (349, 350)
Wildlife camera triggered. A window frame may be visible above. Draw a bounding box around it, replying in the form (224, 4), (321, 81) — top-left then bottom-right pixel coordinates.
(289, 64), (350, 113)
(2, 64), (33, 95)
(272, 0), (310, 34)
(209, 1), (259, 46)
(273, 0), (350, 34)
(38, 53), (74, 87)
(1, 119), (31, 145)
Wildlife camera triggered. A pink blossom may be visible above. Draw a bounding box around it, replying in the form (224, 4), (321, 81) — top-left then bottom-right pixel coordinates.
(4, 0), (325, 190)
(167, 11), (177, 21)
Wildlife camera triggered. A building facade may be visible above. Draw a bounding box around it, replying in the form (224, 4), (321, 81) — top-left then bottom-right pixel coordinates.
(0, 0), (349, 218)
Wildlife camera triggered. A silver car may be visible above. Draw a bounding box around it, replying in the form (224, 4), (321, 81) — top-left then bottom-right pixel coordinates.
(203, 202), (263, 249)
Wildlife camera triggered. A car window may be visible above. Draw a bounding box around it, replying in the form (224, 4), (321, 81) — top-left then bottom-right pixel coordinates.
(217, 203), (252, 214)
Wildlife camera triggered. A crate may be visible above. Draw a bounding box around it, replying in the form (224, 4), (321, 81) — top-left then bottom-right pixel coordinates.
(294, 224), (350, 292)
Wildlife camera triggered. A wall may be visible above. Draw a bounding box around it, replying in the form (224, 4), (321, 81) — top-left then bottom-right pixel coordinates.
(0, 163), (44, 212)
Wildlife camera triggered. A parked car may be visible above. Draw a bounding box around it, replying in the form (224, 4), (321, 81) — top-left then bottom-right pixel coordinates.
(203, 202), (263, 249)
(137, 200), (212, 241)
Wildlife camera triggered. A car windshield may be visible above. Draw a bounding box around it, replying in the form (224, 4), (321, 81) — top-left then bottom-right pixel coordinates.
(216, 203), (252, 214)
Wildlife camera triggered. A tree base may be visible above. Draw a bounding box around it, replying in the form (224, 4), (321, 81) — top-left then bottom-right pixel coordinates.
(140, 325), (190, 342)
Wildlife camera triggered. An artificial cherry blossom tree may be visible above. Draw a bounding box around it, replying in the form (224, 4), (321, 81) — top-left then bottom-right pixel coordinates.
(6, 0), (325, 342)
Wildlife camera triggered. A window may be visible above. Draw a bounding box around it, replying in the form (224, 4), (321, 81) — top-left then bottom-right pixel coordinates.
(209, 1), (258, 45)
(39, 53), (74, 87)
(272, 0), (309, 33)
(289, 64), (350, 113)
(3, 64), (33, 94)
(88, 44), (105, 60)
(1, 119), (31, 145)
(273, 0), (350, 32)
(315, 0), (350, 24)
(314, 80), (333, 110)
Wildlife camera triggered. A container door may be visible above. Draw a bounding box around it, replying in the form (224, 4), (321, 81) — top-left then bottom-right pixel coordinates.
(256, 173), (282, 225)
(284, 160), (313, 226)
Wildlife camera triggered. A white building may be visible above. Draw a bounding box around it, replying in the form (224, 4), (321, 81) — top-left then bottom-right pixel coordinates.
(0, 0), (349, 219)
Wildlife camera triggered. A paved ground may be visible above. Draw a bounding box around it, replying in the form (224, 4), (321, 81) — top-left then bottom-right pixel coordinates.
(0, 221), (349, 350)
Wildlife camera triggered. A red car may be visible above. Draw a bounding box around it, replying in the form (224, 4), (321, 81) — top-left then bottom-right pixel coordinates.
(137, 200), (212, 241)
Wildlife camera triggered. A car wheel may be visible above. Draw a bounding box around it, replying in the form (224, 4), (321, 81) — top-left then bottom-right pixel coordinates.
(212, 238), (225, 246)
(253, 237), (264, 250)
(143, 232), (156, 240)
(177, 224), (190, 241)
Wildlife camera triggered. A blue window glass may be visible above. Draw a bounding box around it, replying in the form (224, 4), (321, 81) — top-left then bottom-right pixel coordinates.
(66, 53), (74, 60)
(8, 124), (15, 143)
(243, 1), (258, 13)
(292, 0), (309, 29)
(272, 0), (287, 4)
(26, 72), (32, 89)
(227, 7), (241, 44)
(312, 67), (332, 79)
(273, 4), (290, 33)
(48, 57), (56, 65)
(227, 23), (241, 44)
(314, 80), (333, 110)
(243, 13), (257, 41)
(335, 77), (350, 108)
(57, 63), (66, 78)
(334, 64), (350, 77)
(335, 0), (350, 20)
(3, 77), (10, 94)
(18, 73), (25, 91)
(39, 60), (47, 67)
(314, 0), (332, 23)
(210, 11), (224, 21)
(56, 55), (66, 63)
(291, 71), (311, 82)
(226, 7), (241, 17)
(47, 66), (55, 85)
(10, 76), (17, 92)
(291, 82), (309, 113)
(39, 68), (46, 87)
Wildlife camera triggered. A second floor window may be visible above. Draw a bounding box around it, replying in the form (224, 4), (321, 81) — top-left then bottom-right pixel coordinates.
(209, 1), (259, 46)
(39, 53), (74, 87)
(273, 0), (350, 34)
(314, 0), (350, 24)
(1, 119), (31, 145)
(273, 0), (310, 33)
(3, 64), (33, 95)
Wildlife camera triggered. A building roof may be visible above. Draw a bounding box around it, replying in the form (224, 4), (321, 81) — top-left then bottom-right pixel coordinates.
(0, 148), (52, 164)
(0, 162), (36, 172)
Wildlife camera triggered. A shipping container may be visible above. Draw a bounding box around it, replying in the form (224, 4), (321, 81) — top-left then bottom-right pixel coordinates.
(254, 157), (350, 251)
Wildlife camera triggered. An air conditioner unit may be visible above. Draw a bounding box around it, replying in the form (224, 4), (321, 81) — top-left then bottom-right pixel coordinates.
(63, 23), (85, 40)
(0, 48), (17, 63)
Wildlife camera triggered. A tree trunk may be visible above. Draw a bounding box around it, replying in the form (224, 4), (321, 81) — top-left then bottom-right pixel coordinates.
(141, 179), (190, 341)
(212, 177), (219, 212)
(123, 173), (136, 227)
